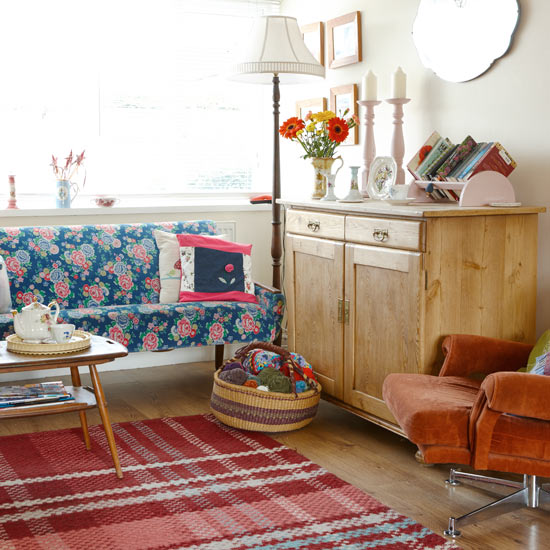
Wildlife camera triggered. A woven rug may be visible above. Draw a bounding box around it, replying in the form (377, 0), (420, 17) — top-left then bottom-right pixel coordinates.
(0, 414), (459, 549)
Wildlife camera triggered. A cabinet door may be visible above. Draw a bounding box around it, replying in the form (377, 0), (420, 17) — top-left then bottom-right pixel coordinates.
(344, 243), (423, 423)
(285, 234), (345, 399)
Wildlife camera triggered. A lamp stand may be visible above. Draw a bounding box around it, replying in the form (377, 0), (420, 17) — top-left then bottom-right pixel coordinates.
(271, 73), (282, 291)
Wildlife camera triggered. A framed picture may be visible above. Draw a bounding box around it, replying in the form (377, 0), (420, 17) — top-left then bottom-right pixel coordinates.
(296, 97), (327, 119)
(327, 11), (362, 69)
(300, 21), (324, 66)
(330, 84), (358, 145)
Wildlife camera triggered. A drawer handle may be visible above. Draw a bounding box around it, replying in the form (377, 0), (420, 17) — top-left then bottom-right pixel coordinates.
(307, 220), (320, 232)
(373, 228), (389, 242)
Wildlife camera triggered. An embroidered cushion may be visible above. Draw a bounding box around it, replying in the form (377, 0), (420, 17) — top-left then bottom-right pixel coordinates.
(529, 352), (550, 376)
(523, 329), (550, 373)
(153, 230), (226, 303)
(0, 255), (12, 313)
(176, 234), (256, 303)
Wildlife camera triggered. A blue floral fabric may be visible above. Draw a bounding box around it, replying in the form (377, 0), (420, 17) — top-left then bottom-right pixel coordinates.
(0, 222), (284, 352)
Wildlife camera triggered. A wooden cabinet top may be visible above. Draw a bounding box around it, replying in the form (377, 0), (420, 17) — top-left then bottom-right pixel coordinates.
(278, 198), (546, 218)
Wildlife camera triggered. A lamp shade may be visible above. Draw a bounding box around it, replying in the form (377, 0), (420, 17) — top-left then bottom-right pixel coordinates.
(230, 16), (325, 84)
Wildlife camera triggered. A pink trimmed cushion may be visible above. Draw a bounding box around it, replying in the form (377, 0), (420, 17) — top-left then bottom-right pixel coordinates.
(176, 234), (257, 303)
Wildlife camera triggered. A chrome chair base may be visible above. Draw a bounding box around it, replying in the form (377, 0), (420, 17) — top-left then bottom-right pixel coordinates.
(443, 469), (550, 537)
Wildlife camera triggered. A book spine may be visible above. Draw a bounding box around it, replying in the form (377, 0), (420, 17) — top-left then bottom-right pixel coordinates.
(446, 144), (483, 181)
(424, 142), (456, 179)
(416, 138), (449, 178)
(467, 143), (517, 179)
(435, 136), (477, 180)
(456, 142), (493, 180)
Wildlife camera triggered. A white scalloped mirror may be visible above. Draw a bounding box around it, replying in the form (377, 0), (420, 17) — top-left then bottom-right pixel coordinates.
(413, 0), (519, 83)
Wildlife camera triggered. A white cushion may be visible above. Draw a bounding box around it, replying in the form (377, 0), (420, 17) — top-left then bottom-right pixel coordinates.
(153, 230), (226, 303)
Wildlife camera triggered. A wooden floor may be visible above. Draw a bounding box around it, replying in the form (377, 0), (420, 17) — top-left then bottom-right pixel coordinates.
(1, 361), (549, 550)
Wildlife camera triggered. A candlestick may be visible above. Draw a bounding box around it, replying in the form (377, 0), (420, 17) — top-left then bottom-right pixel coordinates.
(391, 66), (407, 99)
(385, 98), (411, 186)
(7, 175), (18, 209)
(357, 99), (382, 196)
(361, 70), (377, 101)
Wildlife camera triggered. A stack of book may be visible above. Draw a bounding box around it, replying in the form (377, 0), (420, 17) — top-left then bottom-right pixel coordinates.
(0, 381), (74, 408)
(407, 131), (517, 183)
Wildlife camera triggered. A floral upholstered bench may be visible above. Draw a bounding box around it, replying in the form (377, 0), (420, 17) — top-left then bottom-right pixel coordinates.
(0, 221), (284, 364)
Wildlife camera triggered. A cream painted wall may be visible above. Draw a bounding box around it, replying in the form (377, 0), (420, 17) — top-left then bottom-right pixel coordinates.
(280, 0), (550, 336)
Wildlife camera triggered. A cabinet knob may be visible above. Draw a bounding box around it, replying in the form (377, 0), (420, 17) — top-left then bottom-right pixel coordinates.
(373, 228), (389, 242)
(307, 220), (320, 232)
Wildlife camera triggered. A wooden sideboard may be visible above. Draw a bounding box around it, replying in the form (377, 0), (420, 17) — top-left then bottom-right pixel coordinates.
(280, 199), (545, 434)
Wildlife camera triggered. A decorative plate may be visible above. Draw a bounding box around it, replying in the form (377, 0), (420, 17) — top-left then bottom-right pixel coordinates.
(367, 156), (397, 199)
(6, 330), (92, 355)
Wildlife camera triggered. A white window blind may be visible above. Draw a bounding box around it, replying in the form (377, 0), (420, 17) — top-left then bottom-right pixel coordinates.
(0, 0), (280, 197)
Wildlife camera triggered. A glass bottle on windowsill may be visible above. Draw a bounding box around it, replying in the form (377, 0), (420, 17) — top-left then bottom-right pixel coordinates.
(7, 175), (18, 209)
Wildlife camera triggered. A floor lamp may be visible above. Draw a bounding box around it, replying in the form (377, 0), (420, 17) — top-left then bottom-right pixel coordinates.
(230, 16), (325, 290)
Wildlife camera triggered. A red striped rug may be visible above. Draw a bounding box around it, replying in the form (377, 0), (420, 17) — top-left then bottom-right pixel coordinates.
(0, 414), (459, 549)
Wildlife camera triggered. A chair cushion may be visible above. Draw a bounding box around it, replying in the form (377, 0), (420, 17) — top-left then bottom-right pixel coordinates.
(383, 373), (481, 448)
(524, 329), (550, 372)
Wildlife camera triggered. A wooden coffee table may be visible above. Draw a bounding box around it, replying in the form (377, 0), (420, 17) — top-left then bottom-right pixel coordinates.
(0, 335), (128, 478)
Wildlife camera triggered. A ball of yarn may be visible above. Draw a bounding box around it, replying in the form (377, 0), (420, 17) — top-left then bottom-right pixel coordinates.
(257, 385), (269, 392)
(222, 361), (244, 373)
(295, 380), (307, 393)
(246, 374), (261, 385)
(258, 367), (292, 393)
(219, 368), (248, 386)
(243, 379), (258, 389)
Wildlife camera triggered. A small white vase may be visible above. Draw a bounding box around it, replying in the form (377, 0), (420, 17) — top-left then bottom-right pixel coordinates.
(321, 173), (338, 201)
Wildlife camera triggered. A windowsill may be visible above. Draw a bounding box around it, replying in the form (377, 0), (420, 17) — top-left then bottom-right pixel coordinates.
(0, 194), (272, 217)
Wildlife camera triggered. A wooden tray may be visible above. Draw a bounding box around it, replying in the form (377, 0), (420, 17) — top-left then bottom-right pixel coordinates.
(6, 331), (92, 355)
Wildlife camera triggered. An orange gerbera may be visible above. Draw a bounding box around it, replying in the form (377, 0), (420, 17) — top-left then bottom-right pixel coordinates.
(279, 117), (305, 139)
(327, 117), (349, 142)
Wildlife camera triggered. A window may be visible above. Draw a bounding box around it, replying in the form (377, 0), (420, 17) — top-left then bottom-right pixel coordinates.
(0, 0), (279, 197)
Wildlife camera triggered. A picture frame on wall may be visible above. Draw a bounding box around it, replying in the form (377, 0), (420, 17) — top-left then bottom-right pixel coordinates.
(327, 11), (362, 69)
(300, 21), (324, 66)
(330, 84), (358, 145)
(295, 97), (327, 119)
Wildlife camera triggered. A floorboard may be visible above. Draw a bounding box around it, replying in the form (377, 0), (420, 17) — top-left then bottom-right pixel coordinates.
(1, 361), (548, 550)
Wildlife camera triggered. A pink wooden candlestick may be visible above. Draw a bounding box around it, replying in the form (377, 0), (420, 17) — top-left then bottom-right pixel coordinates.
(357, 99), (381, 197)
(385, 98), (410, 186)
(7, 175), (18, 209)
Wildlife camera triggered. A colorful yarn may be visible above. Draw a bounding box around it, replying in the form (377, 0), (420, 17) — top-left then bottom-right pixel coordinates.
(219, 368), (248, 386)
(257, 385), (269, 392)
(242, 349), (281, 375)
(247, 374), (261, 384)
(243, 379), (258, 389)
(295, 380), (307, 393)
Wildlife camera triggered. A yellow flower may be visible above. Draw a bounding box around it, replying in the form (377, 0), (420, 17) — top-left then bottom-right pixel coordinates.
(316, 130), (323, 135)
(296, 129), (304, 137)
(312, 110), (336, 123)
(306, 123), (316, 132)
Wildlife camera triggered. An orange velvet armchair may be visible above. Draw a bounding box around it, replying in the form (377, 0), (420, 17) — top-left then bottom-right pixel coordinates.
(383, 334), (550, 537)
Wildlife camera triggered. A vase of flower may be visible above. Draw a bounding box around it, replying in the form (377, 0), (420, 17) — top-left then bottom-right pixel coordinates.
(279, 110), (359, 199)
(51, 150), (86, 208)
(312, 157), (343, 200)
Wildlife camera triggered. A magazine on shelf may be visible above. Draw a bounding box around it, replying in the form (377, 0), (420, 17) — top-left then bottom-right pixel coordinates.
(0, 381), (74, 408)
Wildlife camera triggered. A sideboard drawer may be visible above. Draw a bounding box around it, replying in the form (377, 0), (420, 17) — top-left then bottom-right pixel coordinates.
(345, 216), (425, 251)
(286, 209), (345, 240)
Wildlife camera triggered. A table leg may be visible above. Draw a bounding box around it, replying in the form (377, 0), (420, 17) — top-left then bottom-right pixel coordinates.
(70, 366), (91, 450)
(89, 364), (123, 479)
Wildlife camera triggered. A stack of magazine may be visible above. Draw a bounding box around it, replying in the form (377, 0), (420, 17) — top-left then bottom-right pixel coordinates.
(0, 381), (74, 408)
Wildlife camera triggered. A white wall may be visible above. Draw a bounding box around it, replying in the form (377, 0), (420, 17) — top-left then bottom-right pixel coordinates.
(280, 0), (550, 337)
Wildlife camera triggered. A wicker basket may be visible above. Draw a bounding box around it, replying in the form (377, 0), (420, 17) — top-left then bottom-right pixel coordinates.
(210, 341), (321, 432)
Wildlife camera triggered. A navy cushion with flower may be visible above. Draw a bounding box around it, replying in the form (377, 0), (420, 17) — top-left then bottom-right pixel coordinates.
(177, 234), (257, 303)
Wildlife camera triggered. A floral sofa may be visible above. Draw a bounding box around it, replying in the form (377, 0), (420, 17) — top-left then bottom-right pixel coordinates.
(0, 221), (284, 356)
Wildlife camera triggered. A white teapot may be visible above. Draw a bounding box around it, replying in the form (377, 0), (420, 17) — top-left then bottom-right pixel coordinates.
(11, 299), (60, 343)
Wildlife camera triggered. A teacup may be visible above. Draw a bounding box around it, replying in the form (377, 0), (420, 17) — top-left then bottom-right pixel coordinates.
(94, 196), (119, 207)
(388, 184), (410, 201)
(50, 323), (75, 344)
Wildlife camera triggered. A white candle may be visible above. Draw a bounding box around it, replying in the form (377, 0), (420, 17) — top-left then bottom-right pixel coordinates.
(391, 66), (407, 99)
(361, 70), (377, 101)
